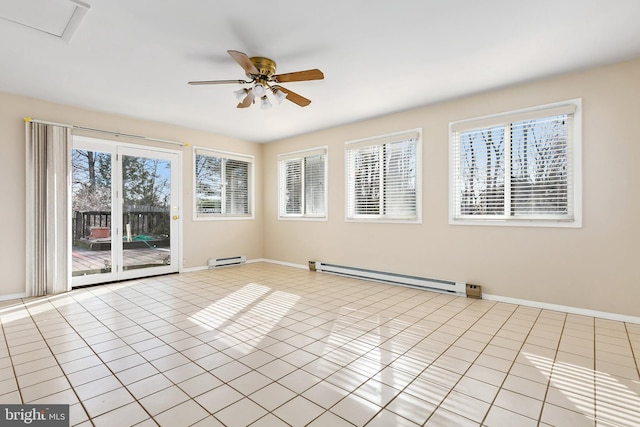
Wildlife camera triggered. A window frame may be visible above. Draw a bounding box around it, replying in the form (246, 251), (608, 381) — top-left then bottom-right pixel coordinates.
(277, 146), (328, 221)
(449, 99), (582, 228)
(345, 129), (422, 223)
(193, 146), (255, 221)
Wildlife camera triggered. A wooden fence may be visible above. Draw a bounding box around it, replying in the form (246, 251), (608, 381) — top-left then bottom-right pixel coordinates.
(73, 210), (169, 241)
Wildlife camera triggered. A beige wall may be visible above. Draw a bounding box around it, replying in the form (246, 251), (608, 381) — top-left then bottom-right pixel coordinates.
(2, 58), (638, 317)
(263, 58), (640, 317)
(0, 92), (264, 297)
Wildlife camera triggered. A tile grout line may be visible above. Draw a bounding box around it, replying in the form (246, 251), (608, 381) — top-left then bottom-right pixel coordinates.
(197, 271), (453, 426)
(623, 322), (640, 382)
(477, 307), (550, 426)
(593, 316), (598, 427)
(66, 284), (218, 425)
(0, 307), (26, 405)
(85, 272), (326, 425)
(308, 295), (500, 426)
(46, 291), (157, 426)
(535, 312), (572, 426)
(20, 297), (94, 425)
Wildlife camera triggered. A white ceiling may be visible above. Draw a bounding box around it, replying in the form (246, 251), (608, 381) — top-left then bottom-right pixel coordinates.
(1, 0), (640, 143)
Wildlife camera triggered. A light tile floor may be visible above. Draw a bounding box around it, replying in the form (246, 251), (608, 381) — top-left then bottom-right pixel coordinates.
(1, 262), (639, 426)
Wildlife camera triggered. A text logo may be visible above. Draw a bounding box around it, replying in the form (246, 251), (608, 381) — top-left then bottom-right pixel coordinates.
(0, 405), (69, 426)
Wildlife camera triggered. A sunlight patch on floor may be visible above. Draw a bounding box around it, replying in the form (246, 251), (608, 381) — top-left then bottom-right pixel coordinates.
(525, 352), (640, 426)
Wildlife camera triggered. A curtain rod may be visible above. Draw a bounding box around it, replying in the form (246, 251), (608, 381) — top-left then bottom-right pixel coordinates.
(24, 117), (187, 147)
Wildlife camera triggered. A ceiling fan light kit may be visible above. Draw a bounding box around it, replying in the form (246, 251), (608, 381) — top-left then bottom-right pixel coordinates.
(260, 96), (272, 110)
(272, 88), (287, 103)
(252, 83), (266, 97)
(234, 88), (248, 101)
(188, 50), (324, 109)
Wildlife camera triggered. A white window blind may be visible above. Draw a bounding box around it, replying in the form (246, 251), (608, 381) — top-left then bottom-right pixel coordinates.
(278, 147), (327, 218)
(224, 159), (250, 215)
(194, 148), (253, 218)
(450, 100), (581, 226)
(346, 130), (421, 222)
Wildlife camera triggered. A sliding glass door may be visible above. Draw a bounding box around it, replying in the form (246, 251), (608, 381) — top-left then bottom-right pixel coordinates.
(72, 137), (181, 286)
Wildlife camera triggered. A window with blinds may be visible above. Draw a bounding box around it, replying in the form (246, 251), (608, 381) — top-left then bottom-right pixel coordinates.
(194, 147), (253, 219)
(450, 99), (582, 227)
(278, 147), (327, 219)
(345, 130), (421, 222)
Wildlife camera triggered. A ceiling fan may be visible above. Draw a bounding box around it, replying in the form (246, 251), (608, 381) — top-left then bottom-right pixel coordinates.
(188, 50), (324, 109)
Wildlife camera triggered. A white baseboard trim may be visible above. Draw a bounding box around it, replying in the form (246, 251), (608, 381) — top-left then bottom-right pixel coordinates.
(182, 258), (265, 273)
(181, 266), (208, 273)
(0, 293), (27, 302)
(483, 293), (640, 324)
(261, 259), (308, 270)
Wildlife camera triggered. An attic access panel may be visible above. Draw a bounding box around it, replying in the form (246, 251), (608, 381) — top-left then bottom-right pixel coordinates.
(0, 0), (89, 42)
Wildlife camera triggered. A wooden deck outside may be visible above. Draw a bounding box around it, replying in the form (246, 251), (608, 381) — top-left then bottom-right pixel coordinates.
(72, 246), (171, 276)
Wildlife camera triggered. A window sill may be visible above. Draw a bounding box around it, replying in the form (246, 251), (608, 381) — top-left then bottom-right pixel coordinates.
(346, 216), (422, 224)
(194, 215), (255, 221)
(278, 215), (328, 222)
(449, 217), (581, 228)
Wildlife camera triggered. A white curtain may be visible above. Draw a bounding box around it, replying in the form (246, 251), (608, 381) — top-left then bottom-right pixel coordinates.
(25, 122), (72, 296)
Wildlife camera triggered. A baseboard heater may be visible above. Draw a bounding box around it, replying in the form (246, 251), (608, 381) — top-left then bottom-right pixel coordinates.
(313, 262), (467, 297)
(208, 255), (246, 268)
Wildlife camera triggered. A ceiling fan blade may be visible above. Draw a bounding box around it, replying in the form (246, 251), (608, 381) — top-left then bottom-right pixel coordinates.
(276, 86), (311, 107)
(237, 90), (255, 108)
(188, 79), (249, 85)
(273, 69), (324, 83)
(227, 50), (260, 75)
